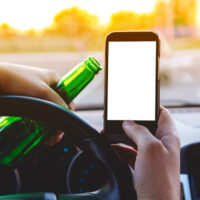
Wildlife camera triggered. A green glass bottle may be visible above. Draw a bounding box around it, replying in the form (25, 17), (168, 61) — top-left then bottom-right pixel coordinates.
(0, 116), (52, 167)
(0, 56), (102, 167)
(57, 56), (101, 104)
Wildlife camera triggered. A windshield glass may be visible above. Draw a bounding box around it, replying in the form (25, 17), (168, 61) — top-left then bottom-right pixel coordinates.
(0, 0), (200, 108)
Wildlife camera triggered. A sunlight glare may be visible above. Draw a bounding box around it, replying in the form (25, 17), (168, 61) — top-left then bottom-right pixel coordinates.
(198, 0), (200, 26)
(0, 0), (158, 30)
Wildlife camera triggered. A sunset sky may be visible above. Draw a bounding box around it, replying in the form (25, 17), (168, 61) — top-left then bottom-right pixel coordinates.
(0, 0), (200, 31)
(0, 0), (159, 30)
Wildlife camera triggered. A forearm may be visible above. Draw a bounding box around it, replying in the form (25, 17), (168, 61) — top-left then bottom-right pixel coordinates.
(137, 182), (180, 200)
(0, 64), (7, 92)
(138, 193), (180, 200)
(0, 63), (16, 94)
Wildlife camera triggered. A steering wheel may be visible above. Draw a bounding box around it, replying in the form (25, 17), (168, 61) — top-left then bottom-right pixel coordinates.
(0, 95), (137, 200)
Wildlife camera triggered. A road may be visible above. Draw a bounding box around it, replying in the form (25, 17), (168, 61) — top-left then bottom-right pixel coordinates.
(0, 50), (200, 107)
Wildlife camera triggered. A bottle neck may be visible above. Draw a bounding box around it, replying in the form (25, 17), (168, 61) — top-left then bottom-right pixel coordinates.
(85, 57), (102, 74)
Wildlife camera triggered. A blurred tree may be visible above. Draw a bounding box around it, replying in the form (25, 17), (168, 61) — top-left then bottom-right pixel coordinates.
(45, 6), (105, 50)
(26, 29), (37, 37)
(138, 13), (155, 29)
(153, 0), (197, 27)
(173, 0), (197, 26)
(106, 10), (154, 34)
(106, 11), (139, 32)
(153, 0), (169, 27)
(47, 6), (101, 38)
(0, 23), (17, 38)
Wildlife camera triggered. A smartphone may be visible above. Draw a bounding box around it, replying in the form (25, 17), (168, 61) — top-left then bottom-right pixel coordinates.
(104, 31), (160, 143)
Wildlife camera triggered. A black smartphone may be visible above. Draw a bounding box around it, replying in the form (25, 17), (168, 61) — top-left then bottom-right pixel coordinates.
(104, 31), (160, 143)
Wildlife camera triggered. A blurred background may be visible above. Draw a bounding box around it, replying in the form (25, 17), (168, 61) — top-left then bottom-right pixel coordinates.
(0, 0), (200, 108)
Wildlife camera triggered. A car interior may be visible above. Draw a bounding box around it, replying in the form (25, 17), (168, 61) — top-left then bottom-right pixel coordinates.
(1, 0), (200, 199)
(1, 69), (200, 200)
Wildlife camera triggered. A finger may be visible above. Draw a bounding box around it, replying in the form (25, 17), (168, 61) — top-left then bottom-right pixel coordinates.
(42, 85), (68, 108)
(45, 71), (75, 110)
(68, 101), (75, 111)
(46, 70), (60, 86)
(111, 144), (137, 169)
(122, 120), (156, 147)
(156, 106), (180, 150)
(156, 106), (178, 139)
(46, 130), (64, 146)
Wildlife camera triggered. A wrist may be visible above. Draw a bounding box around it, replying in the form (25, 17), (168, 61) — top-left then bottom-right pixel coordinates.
(137, 190), (180, 200)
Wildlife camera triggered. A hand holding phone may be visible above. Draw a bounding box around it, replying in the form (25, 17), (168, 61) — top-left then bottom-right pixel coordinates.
(104, 31), (160, 143)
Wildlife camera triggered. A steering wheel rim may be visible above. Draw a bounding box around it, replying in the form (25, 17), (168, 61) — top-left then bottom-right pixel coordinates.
(0, 95), (137, 200)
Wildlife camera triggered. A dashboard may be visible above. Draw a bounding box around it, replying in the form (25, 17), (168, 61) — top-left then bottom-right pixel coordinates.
(76, 107), (200, 147)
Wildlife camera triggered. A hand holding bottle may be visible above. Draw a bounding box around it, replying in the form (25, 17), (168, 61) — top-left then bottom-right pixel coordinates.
(0, 63), (75, 110)
(0, 58), (101, 167)
(0, 63), (75, 145)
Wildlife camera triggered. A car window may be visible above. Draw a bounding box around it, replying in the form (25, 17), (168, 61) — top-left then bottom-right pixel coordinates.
(0, 0), (200, 108)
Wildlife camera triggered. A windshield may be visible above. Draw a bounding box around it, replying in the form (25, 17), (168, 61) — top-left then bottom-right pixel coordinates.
(0, 0), (200, 108)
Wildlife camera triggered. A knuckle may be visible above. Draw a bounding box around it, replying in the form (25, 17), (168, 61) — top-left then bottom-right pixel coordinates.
(37, 85), (50, 99)
(48, 70), (60, 81)
(168, 134), (181, 150)
(172, 134), (180, 145)
(134, 124), (149, 133)
(145, 140), (164, 153)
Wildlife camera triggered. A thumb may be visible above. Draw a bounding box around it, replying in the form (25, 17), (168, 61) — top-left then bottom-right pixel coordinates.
(122, 120), (156, 148)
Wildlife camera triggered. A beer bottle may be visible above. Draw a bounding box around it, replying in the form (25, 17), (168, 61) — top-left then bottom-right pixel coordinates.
(57, 56), (101, 104)
(0, 56), (102, 167)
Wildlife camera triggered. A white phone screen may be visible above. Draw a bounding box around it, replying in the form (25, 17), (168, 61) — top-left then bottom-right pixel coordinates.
(107, 41), (156, 121)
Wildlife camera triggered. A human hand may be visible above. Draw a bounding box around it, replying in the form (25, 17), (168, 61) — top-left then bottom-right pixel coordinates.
(122, 106), (180, 200)
(0, 63), (75, 144)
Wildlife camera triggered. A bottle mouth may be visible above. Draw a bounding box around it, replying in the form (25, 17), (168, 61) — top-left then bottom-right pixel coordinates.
(85, 57), (102, 74)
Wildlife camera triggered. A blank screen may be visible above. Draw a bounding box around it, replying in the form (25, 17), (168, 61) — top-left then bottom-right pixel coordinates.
(107, 41), (156, 121)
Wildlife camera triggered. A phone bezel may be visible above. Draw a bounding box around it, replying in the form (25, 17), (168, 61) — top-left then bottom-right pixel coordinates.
(104, 31), (160, 140)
